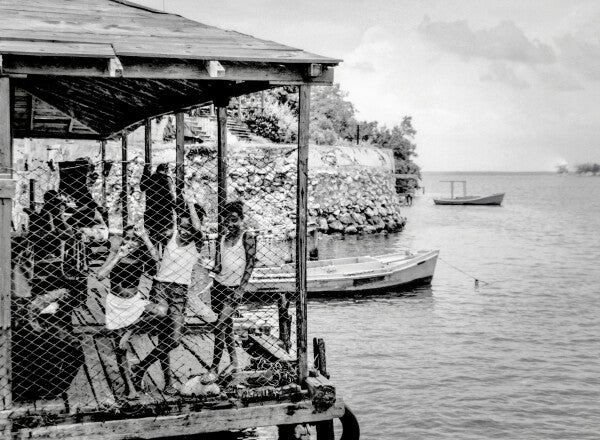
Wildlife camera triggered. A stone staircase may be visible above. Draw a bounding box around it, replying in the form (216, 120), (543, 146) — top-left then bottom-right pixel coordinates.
(227, 118), (253, 141)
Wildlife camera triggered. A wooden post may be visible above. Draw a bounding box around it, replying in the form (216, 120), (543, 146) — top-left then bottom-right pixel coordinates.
(296, 85), (310, 385)
(216, 99), (228, 249)
(278, 293), (292, 352)
(0, 76), (13, 413)
(175, 112), (185, 203)
(100, 140), (107, 209)
(0, 78), (11, 176)
(450, 181), (454, 199)
(144, 119), (152, 169)
(121, 133), (128, 229)
(313, 338), (334, 440)
(29, 179), (35, 212)
(261, 91), (265, 114)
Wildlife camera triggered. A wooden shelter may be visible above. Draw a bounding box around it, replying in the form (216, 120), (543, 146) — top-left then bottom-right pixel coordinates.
(0, 1), (352, 438)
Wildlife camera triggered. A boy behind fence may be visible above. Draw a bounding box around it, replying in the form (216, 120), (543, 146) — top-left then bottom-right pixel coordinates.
(129, 202), (204, 394)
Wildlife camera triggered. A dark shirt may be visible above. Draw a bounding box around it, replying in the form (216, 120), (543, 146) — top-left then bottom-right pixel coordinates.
(140, 171), (174, 234)
(29, 210), (69, 262)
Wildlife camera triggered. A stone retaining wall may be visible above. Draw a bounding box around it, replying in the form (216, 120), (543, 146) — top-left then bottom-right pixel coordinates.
(13, 137), (405, 237)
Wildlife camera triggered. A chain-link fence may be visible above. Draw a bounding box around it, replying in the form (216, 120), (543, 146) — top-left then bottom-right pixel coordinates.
(9, 141), (306, 425)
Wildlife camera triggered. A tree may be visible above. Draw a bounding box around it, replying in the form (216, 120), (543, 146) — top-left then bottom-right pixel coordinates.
(239, 85), (421, 189)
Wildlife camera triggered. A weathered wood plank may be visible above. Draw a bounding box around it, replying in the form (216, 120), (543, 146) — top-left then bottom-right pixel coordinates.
(217, 101), (228, 247)
(0, 78), (11, 175)
(295, 85), (310, 384)
(0, 41), (115, 58)
(66, 366), (97, 412)
(93, 337), (127, 400)
(79, 335), (116, 408)
(121, 134), (128, 228)
(305, 374), (336, 410)
(16, 399), (346, 439)
(175, 112), (184, 201)
(0, 78), (13, 412)
(144, 119), (151, 168)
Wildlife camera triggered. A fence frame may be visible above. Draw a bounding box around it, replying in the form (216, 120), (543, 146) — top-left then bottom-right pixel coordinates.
(0, 3), (343, 432)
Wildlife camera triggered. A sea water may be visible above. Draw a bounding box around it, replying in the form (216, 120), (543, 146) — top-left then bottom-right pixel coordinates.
(305, 172), (600, 439)
(242, 172), (599, 440)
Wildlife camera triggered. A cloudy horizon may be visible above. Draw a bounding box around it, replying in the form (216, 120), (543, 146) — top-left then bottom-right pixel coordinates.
(134, 0), (600, 172)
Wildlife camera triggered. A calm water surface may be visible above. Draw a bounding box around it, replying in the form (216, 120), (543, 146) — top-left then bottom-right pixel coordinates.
(305, 172), (600, 439)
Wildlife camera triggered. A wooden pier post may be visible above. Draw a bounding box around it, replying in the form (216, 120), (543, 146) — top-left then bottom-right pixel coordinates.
(100, 140), (107, 210)
(296, 85), (310, 385)
(121, 133), (128, 229)
(0, 77), (14, 413)
(29, 179), (35, 212)
(175, 112), (184, 202)
(216, 98), (228, 253)
(144, 118), (152, 169)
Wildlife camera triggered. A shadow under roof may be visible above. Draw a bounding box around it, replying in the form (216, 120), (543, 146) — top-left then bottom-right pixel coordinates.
(0, 0), (340, 139)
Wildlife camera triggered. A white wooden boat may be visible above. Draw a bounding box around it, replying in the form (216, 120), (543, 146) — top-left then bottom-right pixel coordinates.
(433, 180), (504, 206)
(433, 193), (504, 206)
(247, 249), (439, 296)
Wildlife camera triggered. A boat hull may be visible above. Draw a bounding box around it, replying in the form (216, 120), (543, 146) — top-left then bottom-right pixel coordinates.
(433, 193), (504, 206)
(247, 250), (439, 296)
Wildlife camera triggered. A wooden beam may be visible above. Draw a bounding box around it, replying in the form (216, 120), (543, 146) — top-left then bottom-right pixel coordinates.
(0, 78), (11, 175)
(216, 99), (228, 244)
(144, 119), (152, 169)
(108, 57), (123, 77)
(27, 94), (34, 130)
(296, 85), (310, 385)
(0, 77), (13, 413)
(16, 399), (345, 439)
(175, 112), (185, 202)
(2, 56), (336, 85)
(0, 180), (14, 412)
(205, 60), (225, 78)
(121, 133), (128, 229)
(13, 130), (103, 140)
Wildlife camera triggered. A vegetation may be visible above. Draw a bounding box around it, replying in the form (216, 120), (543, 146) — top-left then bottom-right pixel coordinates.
(575, 163), (600, 175)
(236, 85), (421, 192)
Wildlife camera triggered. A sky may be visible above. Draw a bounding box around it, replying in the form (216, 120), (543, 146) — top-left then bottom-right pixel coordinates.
(134, 0), (600, 172)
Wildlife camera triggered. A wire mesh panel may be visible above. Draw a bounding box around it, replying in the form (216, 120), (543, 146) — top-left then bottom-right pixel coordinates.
(8, 140), (305, 426)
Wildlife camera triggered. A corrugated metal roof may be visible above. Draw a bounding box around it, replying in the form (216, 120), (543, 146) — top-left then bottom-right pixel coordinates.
(0, 0), (341, 64)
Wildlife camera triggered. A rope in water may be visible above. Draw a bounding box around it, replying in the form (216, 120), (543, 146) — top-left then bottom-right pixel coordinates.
(438, 256), (489, 287)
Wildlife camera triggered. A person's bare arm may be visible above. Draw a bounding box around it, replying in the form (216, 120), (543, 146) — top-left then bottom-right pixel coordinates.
(233, 231), (257, 303)
(134, 226), (160, 262)
(187, 201), (202, 231)
(97, 241), (130, 279)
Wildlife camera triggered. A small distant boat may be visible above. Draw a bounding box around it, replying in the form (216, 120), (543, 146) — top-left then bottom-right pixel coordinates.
(247, 249), (439, 296)
(433, 180), (504, 206)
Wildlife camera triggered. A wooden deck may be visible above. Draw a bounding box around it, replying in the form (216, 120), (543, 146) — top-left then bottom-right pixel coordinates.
(7, 266), (304, 434)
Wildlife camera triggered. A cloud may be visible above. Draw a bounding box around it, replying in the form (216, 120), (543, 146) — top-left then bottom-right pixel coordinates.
(555, 34), (600, 81)
(418, 16), (555, 64)
(480, 62), (529, 89)
(533, 66), (583, 91)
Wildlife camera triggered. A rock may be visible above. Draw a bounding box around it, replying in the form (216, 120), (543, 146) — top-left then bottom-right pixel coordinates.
(339, 213), (353, 224)
(351, 212), (364, 224)
(328, 220), (344, 232)
(363, 225), (376, 234)
(318, 218), (329, 232)
(344, 225), (358, 234)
